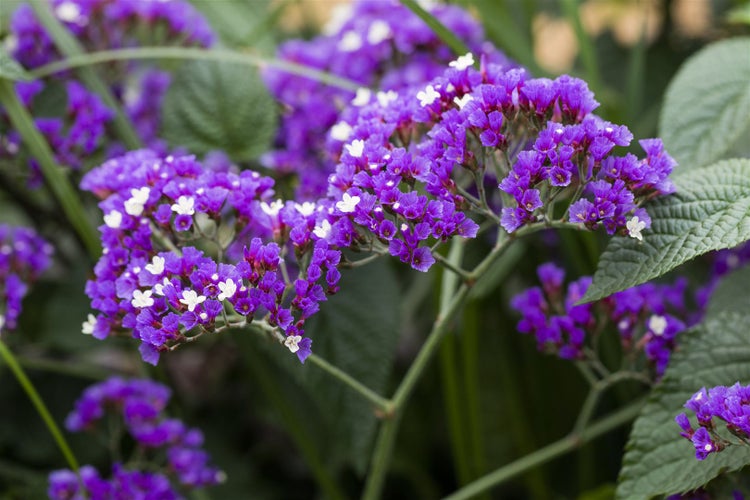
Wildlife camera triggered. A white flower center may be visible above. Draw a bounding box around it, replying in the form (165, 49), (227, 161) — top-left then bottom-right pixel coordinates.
(284, 335), (303, 353)
(449, 52), (475, 71)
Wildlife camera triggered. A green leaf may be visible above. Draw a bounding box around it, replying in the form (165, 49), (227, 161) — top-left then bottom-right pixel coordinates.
(616, 311), (750, 499)
(583, 158), (750, 302)
(161, 60), (277, 161)
(659, 38), (750, 172)
(262, 259), (401, 474)
(0, 49), (30, 81)
(705, 265), (750, 320)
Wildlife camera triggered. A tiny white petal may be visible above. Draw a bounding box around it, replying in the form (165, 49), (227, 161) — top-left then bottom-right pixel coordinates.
(449, 52), (475, 71)
(217, 279), (237, 301)
(131, 289), (154, 308)
(417, 85), (440, 107)
(648, 315), (668, 336)
(453, 94), (474, 109)
(55, 1), (81, 22)
(179, 289), (206, 312)
(367, 20), (391, 44)
(313, 220), (332, 239)
(330, 121), (353, 142)
(260, 199), (284, 217)
(82, 314), (97, 335)
(351, 88), (371, 107)
(626, 215), (647, 241)
(145, 255), (165, 275)
(338, 31), (362, 52)
(284, 335), (303, 353)
(345, 140), (365, 158)
(376, 90), (398, 107)
(336, 193), (360, 213)
(170, 195), (195, 216)
(103, 210), (122, 229)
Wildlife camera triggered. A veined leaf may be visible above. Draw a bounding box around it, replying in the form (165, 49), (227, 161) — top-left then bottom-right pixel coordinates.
(583, 158), (750, 302)
(161, 60), (277, 161)
(616, 310), (750, 498)
(659, 38), (750, 172)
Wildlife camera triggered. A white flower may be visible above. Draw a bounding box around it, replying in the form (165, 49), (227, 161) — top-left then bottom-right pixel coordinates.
(376, 90), (398, 107)
(453, 94), (474, 109)
(351, 88), (371, 107)
(295, 202), (317, 216)
(345, 140), (365, 158)
(417, 85), (440, 107)
(153, 277), (171, 296)
(124, 187), (150, 216)
(103, 210), (122, 229)
(626, 215), (647, 241)
(313, 220), (332, 239)
(336, 193), (360, 213)
(338, 31), (362, 52)
(179, 289), (206, 312)
(284, 335), (303, 353)
(0, 314), (5, 331)
(131, 289), (154, 308)
(330, 121), (353, 141)
(82, 314), (97, 335)
(55, 1), (82, 22)
(170, 195), (195, 216)
(260, 199), (284, 217)
(449, 52), (475, 71)
(367, 20), (392, 44)
(648, 315), (668, 336)
(217, 279), (237, 301)
(145, 255), (165, 275)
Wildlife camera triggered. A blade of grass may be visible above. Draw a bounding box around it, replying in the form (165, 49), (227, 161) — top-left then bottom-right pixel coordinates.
(561, 0), (603, 95)
(625, 20), (648, 127)
(0, 338), (80, 474)
(0, 79), (100, 258)
(401, 0), (471, 58)
(29, 46), (362, 92)
(28, 0), (142, 149)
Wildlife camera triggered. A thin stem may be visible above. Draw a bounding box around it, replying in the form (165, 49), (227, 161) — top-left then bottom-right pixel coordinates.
(0, 338), (80, 473)
(0, 80), (101, 258)
(29, 0), (142, 149)
(444, 397), (647, 500)
(400, 0), (472, 59)
(432, 250), (471, 281)
(306, 354), (391, 415)
(29, 47), (362, 92)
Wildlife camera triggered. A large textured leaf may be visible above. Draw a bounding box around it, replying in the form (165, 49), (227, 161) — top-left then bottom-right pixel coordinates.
(659, 38), (750, 171)
(161, 60), (277, 161)
(583, 158), (750, 302)
(261, 259), (401, 474)
(705, 265), (750, 320)
(617, 311), (750, 499)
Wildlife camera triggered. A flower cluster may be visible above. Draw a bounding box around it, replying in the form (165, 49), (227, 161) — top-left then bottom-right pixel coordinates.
(0, 224), (53, 334)
(4, 0), (214, 164)
(676, 383), (750, 460)
(81, 150), (342, 364)
(48, 377), (223, 499)
(511, 263), (689, 376)
(1, 80), (114, 186)
(262, 0), (510, 199)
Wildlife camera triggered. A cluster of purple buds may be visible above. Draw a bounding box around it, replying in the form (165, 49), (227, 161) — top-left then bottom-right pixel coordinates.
(0, 224), (53, 334)
(48, 377), (223, 499)
(511, 263), (689, 376)
(80, 150), (342, 364)
(5, 0), (214, 158)
(676, 383), (750, 460)
(1, 80), (114, 186)
(262, 0), (510, 199)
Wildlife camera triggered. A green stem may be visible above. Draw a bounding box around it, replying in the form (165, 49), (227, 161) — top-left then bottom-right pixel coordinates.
(0, 339), (80, 473)
(400, 0), (472, 58)
(444, 397), (647, 500)
(29, 0), (142, 149)
(29, 47), (361, 92)
(561, 0), (603, 96)
(18, 356), (112, 380)
(307, 353), (391, 414)
(0, 80), (100, 258)
(461, 302), (486, 483)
